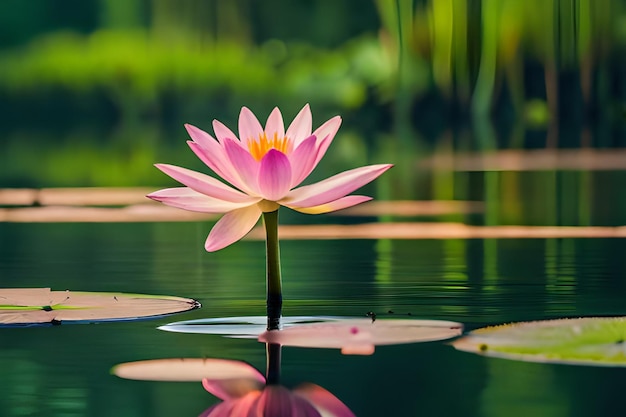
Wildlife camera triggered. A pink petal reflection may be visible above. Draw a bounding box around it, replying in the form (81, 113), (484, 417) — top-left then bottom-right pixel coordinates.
(294, 383), (356, 417)
(113, 358), (265, 383)
(199, 390), (260, 417)
(259, 319), (463, 355)
(200, 386), (324, 417)
(202, 378), (265, 401)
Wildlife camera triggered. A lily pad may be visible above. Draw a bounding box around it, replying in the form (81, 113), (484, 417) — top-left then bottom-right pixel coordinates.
(158, 316), (346, 338)
(452, 317), (626, 366)
(259, 318), (463, 355)
(0, 288), (200, 326)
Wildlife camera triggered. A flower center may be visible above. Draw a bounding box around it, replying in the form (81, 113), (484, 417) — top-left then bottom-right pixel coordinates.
(248, 132), (291, 161)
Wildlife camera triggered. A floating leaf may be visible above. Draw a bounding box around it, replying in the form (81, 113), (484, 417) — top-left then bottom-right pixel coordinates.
(259, 319), (463, 355)
(453, 317), (626, 366)
(0, 288), (200, 326)
(158, 316), (346, 338)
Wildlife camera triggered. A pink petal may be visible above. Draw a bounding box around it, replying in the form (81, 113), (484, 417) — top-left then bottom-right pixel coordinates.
(202, 378), (265, 401)
(212, 119), (240, 144)
(294, 384), (356, 417)
(264, 107), (285, 139)
(154, 164), (252, 203)
(238, 107), (264, 147)
(258, 149), (292, 201)
(147, 187), (259, 213)
(282, 164), (393, 208)
(285, 195), (372, 214)
(185, 124), (249, 192)
(187, 141), (253, 195)
(184, 123), (218, 149)
(312, 116), (342, 166)
(205, 205), (262, 251)
(286, 104), (312, 145)
(223, 138), (260, 196)
(288, 135), (320, 188)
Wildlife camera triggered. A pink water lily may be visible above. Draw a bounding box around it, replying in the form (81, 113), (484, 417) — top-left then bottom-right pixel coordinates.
(148, 104), (392, 251)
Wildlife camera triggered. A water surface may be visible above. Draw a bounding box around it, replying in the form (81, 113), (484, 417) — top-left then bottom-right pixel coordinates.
(1, 176), (626, 416)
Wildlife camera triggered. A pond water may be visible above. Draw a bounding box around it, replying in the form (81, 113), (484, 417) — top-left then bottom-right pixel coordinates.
(1, 170), (626, 417)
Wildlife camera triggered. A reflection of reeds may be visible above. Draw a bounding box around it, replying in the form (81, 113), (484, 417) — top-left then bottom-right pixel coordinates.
(377, 0), (622, 120)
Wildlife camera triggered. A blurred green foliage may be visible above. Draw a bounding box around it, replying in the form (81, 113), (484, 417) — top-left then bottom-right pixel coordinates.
(1, 0), (625, 187)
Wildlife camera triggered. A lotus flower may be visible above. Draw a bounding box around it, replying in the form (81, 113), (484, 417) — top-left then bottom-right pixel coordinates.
(148, 104), (392, 251)
(200, 379), (355, 417)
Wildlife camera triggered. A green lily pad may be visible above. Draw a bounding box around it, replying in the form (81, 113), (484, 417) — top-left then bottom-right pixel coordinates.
(453, 317), (626, 366)
(0, 288), (200, 326)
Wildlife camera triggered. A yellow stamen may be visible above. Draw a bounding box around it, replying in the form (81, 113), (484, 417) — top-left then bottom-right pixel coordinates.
(248, 132), (290, 161)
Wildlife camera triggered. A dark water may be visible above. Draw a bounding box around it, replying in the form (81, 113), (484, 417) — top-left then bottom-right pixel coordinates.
(1, 186), (626, 416)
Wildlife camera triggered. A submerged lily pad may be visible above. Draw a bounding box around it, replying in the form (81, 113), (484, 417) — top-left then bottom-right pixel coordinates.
(452, 317), (626, 366)
(259, 319), (463, 355)
(158, 316), (346, 338)
(0, 288), (200, 326)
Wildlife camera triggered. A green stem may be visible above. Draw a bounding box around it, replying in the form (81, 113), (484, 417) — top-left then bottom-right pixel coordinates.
(263, 209), (282, 331)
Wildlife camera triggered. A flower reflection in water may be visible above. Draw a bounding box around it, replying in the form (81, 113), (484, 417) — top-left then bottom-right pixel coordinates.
(113, 343), (354, 417)
(200, 380), (353, 417)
